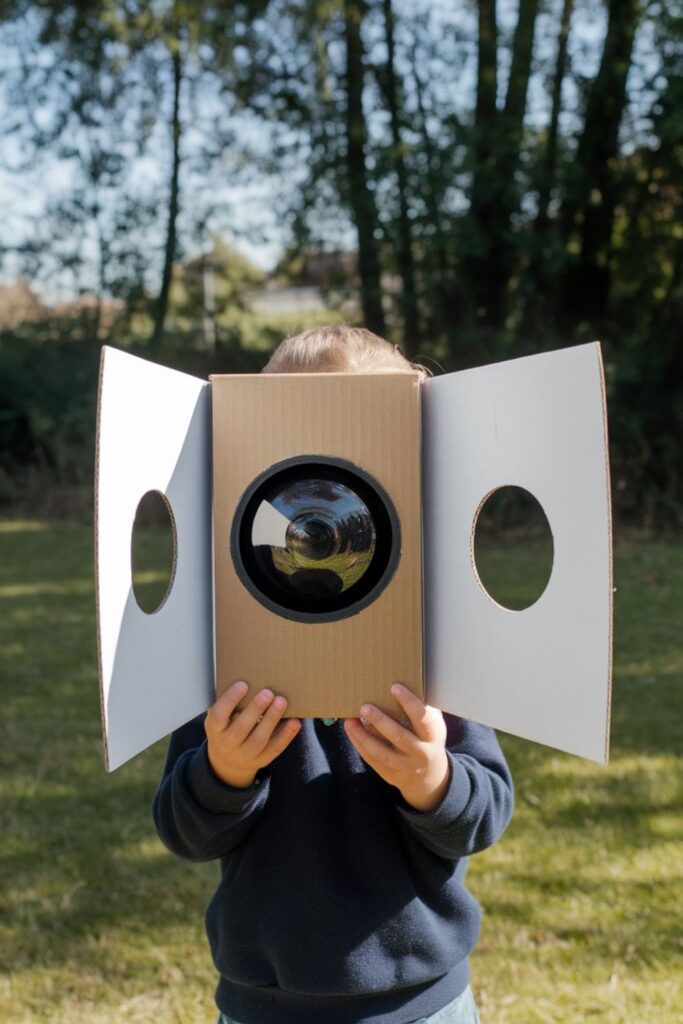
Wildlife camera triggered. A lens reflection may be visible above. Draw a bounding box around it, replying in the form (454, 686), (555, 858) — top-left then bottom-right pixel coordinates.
(233, 457), (399, 621)
(251, 478), (376, 601)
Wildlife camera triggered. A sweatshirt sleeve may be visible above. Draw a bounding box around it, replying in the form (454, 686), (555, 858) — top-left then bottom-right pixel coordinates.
(152, 713), (271, 862)
(392, 715), (514, 860)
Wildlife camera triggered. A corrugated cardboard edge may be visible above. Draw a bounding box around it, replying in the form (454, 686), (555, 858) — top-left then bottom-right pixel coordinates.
(418, 376), (426, 703)
(93, 345), (111, 771)
(209, 385), (217, 707)
(595, 340), (614, 765)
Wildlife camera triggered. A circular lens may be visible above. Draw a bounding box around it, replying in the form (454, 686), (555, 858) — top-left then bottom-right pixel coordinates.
(287, 513), (340, 561)
(231, 457), (399, 622)
(267, 478), (376, 598)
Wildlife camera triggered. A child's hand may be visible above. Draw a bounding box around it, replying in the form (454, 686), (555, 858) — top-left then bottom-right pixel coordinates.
(205, 681), (301, 789)
(344, 684), (451, 812)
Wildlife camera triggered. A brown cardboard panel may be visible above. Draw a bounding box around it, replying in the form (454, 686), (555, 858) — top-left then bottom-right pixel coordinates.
(211, 372), (423, 719)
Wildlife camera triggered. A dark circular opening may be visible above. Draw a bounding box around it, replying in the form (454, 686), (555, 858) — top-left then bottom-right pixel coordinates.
(131, 489), (177, 614)
(472, 485), (554, 611)
(231, 456), (401, 623)
(287, 514), (339, 560)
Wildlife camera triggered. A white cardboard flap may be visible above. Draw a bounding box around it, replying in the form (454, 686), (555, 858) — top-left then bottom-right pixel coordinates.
(95, 346), (214, 770)
(422, 342), (613, 762)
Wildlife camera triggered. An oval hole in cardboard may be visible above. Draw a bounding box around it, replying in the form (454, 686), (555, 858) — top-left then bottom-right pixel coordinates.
(471, 485), (554, 611)
(130, 489), (178, 615)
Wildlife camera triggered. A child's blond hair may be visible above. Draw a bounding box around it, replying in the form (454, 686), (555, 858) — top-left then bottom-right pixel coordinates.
(261, 324), (431, 381)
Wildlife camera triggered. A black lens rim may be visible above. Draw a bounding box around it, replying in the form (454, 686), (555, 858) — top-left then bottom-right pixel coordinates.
(230, 455), (401, 623)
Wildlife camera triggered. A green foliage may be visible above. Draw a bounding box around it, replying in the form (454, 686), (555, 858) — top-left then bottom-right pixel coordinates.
(164, 236), (267, 347)
(605, 329), (683, 530)
(1, 2), (681, 526)
(0, 309), (350, 518)
(0, 333), (101, 511)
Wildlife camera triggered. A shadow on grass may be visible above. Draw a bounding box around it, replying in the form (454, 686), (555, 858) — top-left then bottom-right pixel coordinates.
(2, 524), (682, 1001)
(0, 523), (216, 983)
(483, 875), (683, 963)
(3, 768), (218, 974)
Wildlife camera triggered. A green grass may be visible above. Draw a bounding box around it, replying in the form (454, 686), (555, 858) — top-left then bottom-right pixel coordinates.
(272, 545), (373, 590)
(1, 522), (681, 1022)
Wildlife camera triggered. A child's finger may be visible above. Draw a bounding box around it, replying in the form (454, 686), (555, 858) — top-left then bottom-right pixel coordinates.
(262, 718), (301, 761)
(245, 694), (289, 752)
(390, 684), (440, 742)
(358, 703), (421, 756)
(206, 681), (249, 732)
(227, 688), (277, 745)
(344, 718), (403, 772)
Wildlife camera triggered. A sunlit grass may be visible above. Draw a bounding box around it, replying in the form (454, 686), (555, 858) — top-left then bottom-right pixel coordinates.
(0, 520), (49, 533)
(474, 533), (554, 611)
(1, 523), (681, 1022)
(0, 580), (93, 597)
(272, 544), (373, 589)
(469, 536), (683, 1023)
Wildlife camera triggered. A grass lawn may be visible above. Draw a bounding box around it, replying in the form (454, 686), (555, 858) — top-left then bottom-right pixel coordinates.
(1, 521), (681, 1023)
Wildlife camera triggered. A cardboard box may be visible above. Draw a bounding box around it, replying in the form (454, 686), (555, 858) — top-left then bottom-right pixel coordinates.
(95, 341), (613, 771)
(211, 372), (423, 719)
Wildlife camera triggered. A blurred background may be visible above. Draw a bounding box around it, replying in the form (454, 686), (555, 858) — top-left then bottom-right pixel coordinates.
(0, 2), (681, 1023)
(0, 0), (680, 526)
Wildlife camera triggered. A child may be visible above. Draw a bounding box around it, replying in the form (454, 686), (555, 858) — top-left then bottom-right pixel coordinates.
(153, 325), (514, 1024)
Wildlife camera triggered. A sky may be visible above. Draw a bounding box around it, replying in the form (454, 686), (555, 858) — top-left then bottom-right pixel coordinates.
(0, 0), (659, 304)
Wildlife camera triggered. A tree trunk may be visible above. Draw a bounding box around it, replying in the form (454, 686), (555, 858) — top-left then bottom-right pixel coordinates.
(380, 0), (420, 350)
(502, 0), (540, 148)
(343, 0), (386, 335)
(466, 0), (498, 326)
(464, 0), (539, 329)
(93, 192), (106, 341)
(151, 46), (182, 347)
(559, 0), (641, 325)
(410, 40), (453, 346)
(202, 254), (217, 349)
(521, 0), (573, 334)
(536, 0), (573, 229)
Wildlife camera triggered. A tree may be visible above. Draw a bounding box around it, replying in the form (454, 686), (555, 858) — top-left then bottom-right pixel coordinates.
(521, 0), (574, 336)
(558, 0), (642, 325)
(151, 38), (184, 347)
(375, 0), (420, 347)
(461, 0), (540, 330)
(343, 0), (386, 334)
(1, 1), (271, 345)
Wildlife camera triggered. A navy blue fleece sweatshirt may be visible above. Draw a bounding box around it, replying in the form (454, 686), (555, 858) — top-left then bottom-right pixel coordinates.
(152, 713), (513, 1024)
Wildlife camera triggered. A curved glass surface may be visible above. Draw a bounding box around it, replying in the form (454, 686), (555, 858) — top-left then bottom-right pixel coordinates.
(252, 477), (376, 601)
(232, 459), (398, 620)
